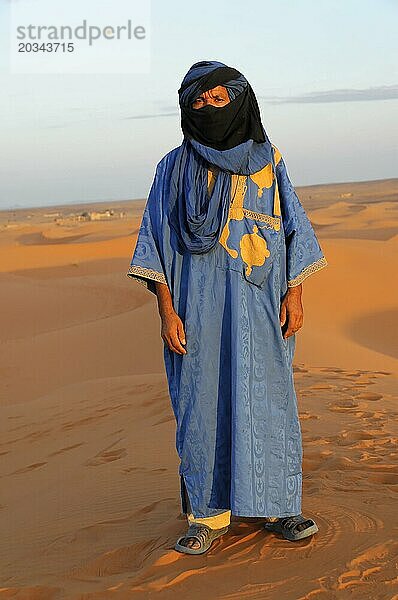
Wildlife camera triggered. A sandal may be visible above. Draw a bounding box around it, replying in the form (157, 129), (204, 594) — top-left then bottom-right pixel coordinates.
(175, 522), (228, 555)
(264, 514), (318, 541)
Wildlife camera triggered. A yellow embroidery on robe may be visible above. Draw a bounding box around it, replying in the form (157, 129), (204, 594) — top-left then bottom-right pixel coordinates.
(249, 162), (274, 198)
(218, 174), (247, 258)
(207, 166), (280, 262)
(242, 209), (281, 231)
(240, 224), (270, 276)
(248, 146), (282, 214)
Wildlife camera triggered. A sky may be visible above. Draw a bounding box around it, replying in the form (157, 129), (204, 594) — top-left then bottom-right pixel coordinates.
(0, 0), (397, 210)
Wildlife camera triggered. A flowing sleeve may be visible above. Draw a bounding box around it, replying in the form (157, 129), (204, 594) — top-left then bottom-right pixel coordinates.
(274, 147), (327, 287)
(126, 163), (168, 295)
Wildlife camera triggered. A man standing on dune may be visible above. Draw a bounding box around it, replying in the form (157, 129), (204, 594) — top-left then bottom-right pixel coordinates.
(127, 61), (327, 554)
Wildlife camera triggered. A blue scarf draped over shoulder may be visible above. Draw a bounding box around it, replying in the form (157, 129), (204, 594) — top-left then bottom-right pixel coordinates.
(167, 61), (273, 254)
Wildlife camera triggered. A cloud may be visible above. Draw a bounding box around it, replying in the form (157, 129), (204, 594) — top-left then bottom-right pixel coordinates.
(39, 85), (398, 128)
(258, 85), (398, 105)
(120, 85), (397, 120)
(123, 111), (178, 120)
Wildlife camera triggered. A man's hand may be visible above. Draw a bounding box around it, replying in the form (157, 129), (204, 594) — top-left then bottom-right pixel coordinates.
(280, 284), (303, 339)
(154, 282), (187, 354)
(161, 309), (187, 355)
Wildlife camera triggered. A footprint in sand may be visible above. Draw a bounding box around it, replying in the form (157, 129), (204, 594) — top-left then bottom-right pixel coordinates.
(354, 379), (376, 387)
(328, 399), (359, 412)
(154, 415), (174, 425)
(335, 540), (398, 592)
(368, 473), (398, 485)
(293, 364), (308, 373)
(123, 466), (167, 474)
(47, 442), (85, 457)
(333, 430), (375, 446)
(300, 412), (320, 420)
(308, 384), (335, 390)
(61, 414), (109, 431)
(355, 392), (383, 401)
(85, 447), (127, 466)
(10, 461), (47, 475)
(375, 371), (392, 376)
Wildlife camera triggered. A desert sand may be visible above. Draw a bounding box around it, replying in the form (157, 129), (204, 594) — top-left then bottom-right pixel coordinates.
(0, 179), (397, 599)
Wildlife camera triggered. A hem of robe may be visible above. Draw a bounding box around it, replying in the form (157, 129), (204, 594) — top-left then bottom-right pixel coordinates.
(180, 474), (302, 520)
(187, 510), (231, 529)
(287, 256), (327, 287)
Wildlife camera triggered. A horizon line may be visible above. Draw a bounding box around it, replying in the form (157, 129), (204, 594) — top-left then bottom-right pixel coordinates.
(1, 175), (397, 213)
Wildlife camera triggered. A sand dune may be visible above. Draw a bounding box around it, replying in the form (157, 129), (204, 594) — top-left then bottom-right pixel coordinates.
(0, 181), (397, 598)
(310, 200), (398, 240)
(0, 367), (396, 598)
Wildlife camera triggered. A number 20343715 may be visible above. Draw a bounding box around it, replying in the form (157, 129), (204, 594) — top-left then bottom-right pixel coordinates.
(18, 42), (75, 53)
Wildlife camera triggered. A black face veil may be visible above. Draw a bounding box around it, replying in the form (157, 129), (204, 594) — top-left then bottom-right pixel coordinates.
(178, 64), (266, 151)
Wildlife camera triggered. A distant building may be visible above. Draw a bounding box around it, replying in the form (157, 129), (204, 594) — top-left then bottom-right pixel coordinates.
(55, 208), (125, 225)
(89, 209), (114, 220)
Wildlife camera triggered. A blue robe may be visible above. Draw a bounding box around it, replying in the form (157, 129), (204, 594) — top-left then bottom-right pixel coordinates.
(127, 143), (326, 518)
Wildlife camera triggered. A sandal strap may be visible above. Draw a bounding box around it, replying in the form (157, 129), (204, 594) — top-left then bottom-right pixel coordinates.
(279, 515), (314, 533)
(183, 523), (212, 547)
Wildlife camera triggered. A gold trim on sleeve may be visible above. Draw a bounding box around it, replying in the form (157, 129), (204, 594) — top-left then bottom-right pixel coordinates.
(287, 257), (328, 287)
(127, 264), (167, 285)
